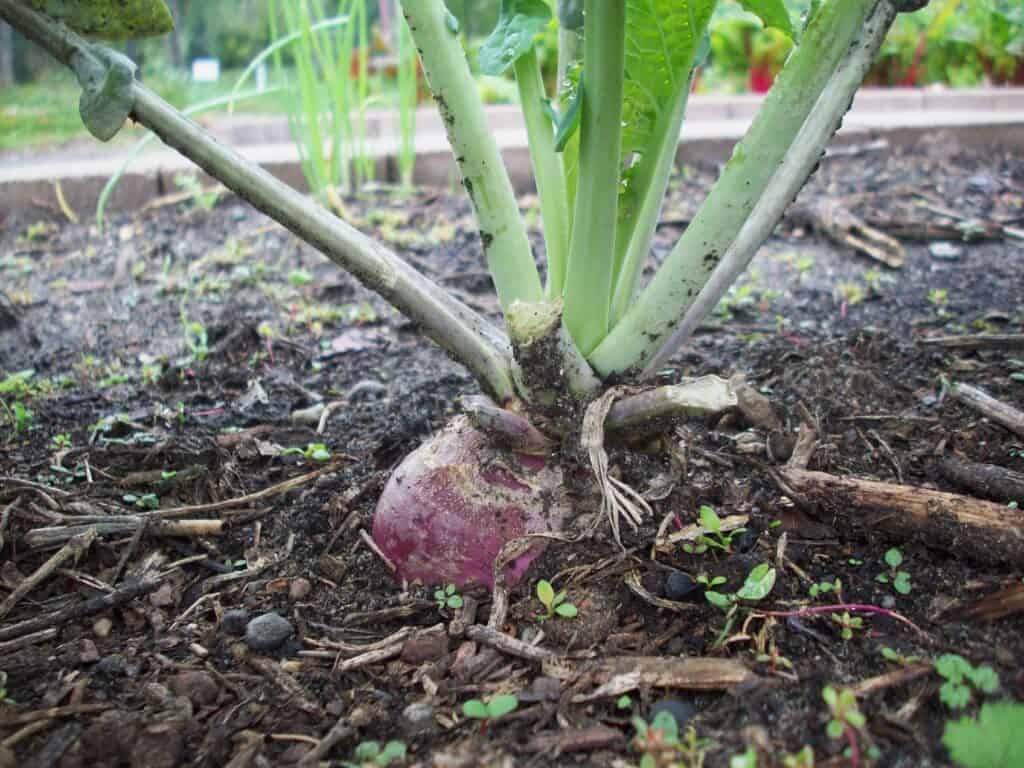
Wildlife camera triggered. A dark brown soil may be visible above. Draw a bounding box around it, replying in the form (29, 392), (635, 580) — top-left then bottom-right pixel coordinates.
(1, 135), (1023, 768)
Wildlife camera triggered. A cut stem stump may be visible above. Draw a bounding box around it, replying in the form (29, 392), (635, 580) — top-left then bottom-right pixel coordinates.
(780, 468), (1024, 566)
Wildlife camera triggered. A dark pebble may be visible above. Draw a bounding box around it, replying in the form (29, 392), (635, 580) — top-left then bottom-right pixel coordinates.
(664, 570), (701, 601)
(649, 698), (697, 729)
(220, 609), (249, 636)
(244, 612), (294, 651)
(94, 654), (127, 677)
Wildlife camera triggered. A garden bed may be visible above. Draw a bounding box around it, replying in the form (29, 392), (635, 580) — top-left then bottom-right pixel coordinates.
(0, 136), (1022, 767)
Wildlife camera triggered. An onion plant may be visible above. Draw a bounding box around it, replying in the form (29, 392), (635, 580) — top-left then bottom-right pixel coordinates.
(1, 0), (927, 589)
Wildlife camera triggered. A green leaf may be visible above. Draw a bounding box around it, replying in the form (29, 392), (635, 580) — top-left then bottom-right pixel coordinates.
(353, 741), (382, 760)
(552, 76), (582, 152)
(940, 681), (972, 710)
(736, 563), (776, 601)
(555, 602), (578, 618)
(28, 0), (174, 39)
(943, 702), (1024, 768)
(447, 594), (464, 609)
(936, 654), (971, 684)
(884, 547), (903, 568)
(650, 710), (679, 741)
(735, 0), (794, 37)
(485, 694), (519, 719)
(478, 0), (552, 76)
(826, 719), (844, 740)
(893, 572), (912, 595)
(705, 591), (732, 610)
(462, 699), (489, 719)
(698, 504), (721, 533)
(965, 665), (1000, 695)
(536, 579), (555, 608)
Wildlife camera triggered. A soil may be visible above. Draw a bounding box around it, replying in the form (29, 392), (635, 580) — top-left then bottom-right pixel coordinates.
(1, 134), (1023, 768)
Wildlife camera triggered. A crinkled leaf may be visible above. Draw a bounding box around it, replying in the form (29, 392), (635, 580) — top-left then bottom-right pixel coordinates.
(28, 0), (173, 39)
(620, 0), (717, 158)
(735, 0), (794, 37)
(943, 702), (1024, 768)
(478, 0), (552, 76)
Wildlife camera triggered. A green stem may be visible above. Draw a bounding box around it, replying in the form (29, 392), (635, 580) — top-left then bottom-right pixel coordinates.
(609, 69), (694, 326)
(0, 0), (517, 402)
(590, 0), (876, 376)
(513, 48), (570, 300)
(401, 0), (542, 312)
(562, 0), (625, 355)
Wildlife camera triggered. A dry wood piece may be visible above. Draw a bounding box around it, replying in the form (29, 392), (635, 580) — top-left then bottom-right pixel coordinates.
(296, 716), (354, 768)
(0, 527), (96, 620)
(949, 381), (1024, 439)
(548, 657), (756, 703)
(945, 582), (1024, 623)
(938, 457), (1024, 504)
(790, 197), (905, 268)
(0, 628), (57, 656)
(246, 655), (322, 716)
(0, 703), (109, 726)
(918, 334), (1024, 352)
(850, 663), (932, 697)
(0, 577), (163, 642)
(464, 625), (559, 662)
(780, 468), (1024, 566)
(524, 725), (623, 754)
(24, 519), (223, 548)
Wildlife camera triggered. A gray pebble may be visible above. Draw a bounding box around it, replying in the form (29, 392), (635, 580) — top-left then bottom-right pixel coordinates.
(245, 612), (294, 651)
(401, 701), (437, 737)
(221, 609), (250, 636)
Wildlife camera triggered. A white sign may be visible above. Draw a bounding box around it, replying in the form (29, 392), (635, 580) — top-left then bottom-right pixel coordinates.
(191, 58), (221, 83)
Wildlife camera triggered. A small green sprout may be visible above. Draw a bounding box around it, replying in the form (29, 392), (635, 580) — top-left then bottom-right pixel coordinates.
(927, 288), (949, 306)
(631, 712), (707, 768)
(616, 694), (633, 710)
(880, 647), (922, 667)
(875, 547), (912, 595)
(683, 505), (746, 555)
(730, 746), (758, 768)
(0, 671), (12, 704)
(934, 654), (1000, 710)
(434, 584), (463, 611)
(781, 746), (815, 768)
(535, 579), (578, 621)
(462, 694), (518, 728)
(823, 686), (868, 756)
(342, 739), (407, 767)
(281, 443), (332, 462)
(123, 492), (160, 510)
(809, 578), (841, 600)
(173, 172), (221, 211)
(702, 563), (776, 612)
(831, 611), (863, 641)
(50, 433), (73, 451)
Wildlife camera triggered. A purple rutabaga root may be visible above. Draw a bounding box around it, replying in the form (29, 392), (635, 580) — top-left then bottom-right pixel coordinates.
(372, 415), (570, 589)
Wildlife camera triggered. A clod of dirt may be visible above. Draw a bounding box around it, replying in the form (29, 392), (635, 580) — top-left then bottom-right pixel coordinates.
(731, 375), (781, 430)
(169, 671), (219, 707)
(399, 626), (450, 664)
(244, 612), (294, 651)
(93, 654), (128, 677)
(289, 577), (312, 601)
(131, 722), (185, 768)
(220, 609), (249, 636)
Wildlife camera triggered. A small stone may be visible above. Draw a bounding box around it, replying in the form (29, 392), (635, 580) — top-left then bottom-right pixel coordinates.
(664, 571), (700, 601)
(289, 578), (312, 601)
(142, 683), (172, 707)
(400, 627), (449, 664)
(649, 698), (697, 730)
(80, 638), (100, 663)
(149, 582), (176, 608)
(401, 701), (437, 737)
(244, 612), (294, 652)
(929, 241), (962, 260)
(94, 654), (127, 677)
(93, 617), (113, 638)
(169, 671), (219, 707)
(220, 609), (250, 636)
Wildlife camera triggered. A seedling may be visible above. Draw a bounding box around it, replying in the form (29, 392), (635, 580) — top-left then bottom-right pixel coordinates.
(173, 172), (221, 211)
(703, 563), (777, 612)
(934, 654), (1000, 710)
(755, 641), (795, 678)
(434, 583), (464, 611)
(781, 746), (815, 768)
(281, 443), (332, 462)
(823, 686), (869, 765)
(535, 579), (578, 621)
(875, 547), (912, 595)
(831, 611), (864, 642)
(631, 711), (707, 768)
(1, 400), (33, 438)
(342, 739), (407, 768)
(683, 505), (746, 555)
(730, 746), (757, 768)
(616, 694), (633, 710)
(880, 646), (922, 667)
(0, 671), (12, 704)
(123, 492), (160, 510)
(461, 694), (518, 732)
(809, 578), (842, 601)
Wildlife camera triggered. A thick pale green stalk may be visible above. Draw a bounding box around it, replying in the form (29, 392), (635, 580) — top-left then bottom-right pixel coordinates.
(513, 48), (570, 300)
(562, 0), (626, 355)
(401, 0), (542, 312)
(610, 71), (694, 326)
(590, 0), (875, 375)
(0, 0), (517, 401)
(642, 0), (900, 376)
